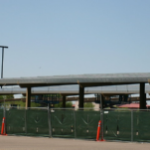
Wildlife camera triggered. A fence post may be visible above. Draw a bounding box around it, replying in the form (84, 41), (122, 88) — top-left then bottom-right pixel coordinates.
(4, 105), (6, 134)
(131, 110), (133, 142)
(25, 108), (27, 135)
(100, 109), (104, 140)
(100, 94), (104, 140)
(74, 109), (76, 138)
(48, 106), (52, 137)
(3, 105), (6, 118)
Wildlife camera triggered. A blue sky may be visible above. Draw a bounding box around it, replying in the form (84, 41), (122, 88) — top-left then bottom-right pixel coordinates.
(1, 0), (150, 78)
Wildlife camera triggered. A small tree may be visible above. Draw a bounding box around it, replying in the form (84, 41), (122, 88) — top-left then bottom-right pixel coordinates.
(0, 94), (14, 99)
(84, 102), (94, 108)
(54, 102), (72, 108)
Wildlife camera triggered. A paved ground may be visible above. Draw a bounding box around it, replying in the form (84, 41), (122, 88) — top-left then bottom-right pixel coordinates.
(0, 136), (150, 150)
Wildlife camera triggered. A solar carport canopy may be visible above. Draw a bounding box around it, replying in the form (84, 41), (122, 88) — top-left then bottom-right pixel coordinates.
(0, 73), (150, 87)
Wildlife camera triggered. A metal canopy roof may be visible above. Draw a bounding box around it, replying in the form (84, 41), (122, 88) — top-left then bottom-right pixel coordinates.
(0, 73), (150, 87)
(1, 84), (150, 95)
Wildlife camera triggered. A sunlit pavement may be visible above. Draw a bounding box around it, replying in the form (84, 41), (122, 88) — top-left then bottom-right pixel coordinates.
(0, 136), (150, 150)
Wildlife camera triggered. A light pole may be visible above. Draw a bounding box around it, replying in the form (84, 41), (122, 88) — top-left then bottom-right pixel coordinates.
(0, 45), (8, 112)
(0, 45), (8, 79)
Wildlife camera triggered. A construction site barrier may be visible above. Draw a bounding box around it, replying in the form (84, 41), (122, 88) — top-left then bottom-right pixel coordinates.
(6, 108), (26, 135)
(26, 108), (49, 137)
(103, 110), (131, 141)
(2, 107), (150, 142)
(51, 109), (74, 138)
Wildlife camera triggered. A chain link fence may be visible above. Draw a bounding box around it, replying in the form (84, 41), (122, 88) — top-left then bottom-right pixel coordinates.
(2, 107), (150, 142)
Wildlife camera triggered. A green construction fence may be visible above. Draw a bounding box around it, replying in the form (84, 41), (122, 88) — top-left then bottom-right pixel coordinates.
(3, 107), (150, 142)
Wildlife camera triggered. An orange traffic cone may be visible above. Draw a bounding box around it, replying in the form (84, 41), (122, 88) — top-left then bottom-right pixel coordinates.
(96, 120), (105, 141)
(1, 117), (7, 135)
(96, 120), (101, 141)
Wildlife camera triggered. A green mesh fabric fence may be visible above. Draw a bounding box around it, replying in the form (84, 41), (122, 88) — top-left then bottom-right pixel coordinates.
(50, 109), (75, 138)
(26, 109), (49, 136)
(133, 110), (150, 142)
(103, 110), (131, 141)
(6, 108), (26, 135)
(5, 107), (150, 142)
(75, 110), (100, 139)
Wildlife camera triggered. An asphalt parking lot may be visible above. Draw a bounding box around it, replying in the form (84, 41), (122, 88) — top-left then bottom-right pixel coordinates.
(0, 136), (150, 150)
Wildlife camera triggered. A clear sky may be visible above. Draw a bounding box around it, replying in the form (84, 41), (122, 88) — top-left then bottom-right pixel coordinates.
(1, 0), (150, 78)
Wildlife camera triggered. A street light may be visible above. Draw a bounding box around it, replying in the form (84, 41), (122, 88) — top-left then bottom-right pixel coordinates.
(0, 46), (8, 113)
(0, 45), (8, 79)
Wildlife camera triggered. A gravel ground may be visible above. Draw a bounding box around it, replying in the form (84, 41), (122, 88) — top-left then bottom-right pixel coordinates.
(0, 136), (150, 150)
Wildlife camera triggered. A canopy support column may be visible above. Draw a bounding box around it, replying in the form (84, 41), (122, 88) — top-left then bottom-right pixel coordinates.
(140, 83), (146, 109)
(26, 87), (31, 108)
(79, 85), (84, 108)
(62, 95), (66, 108)
(102, 95), (105, 108)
